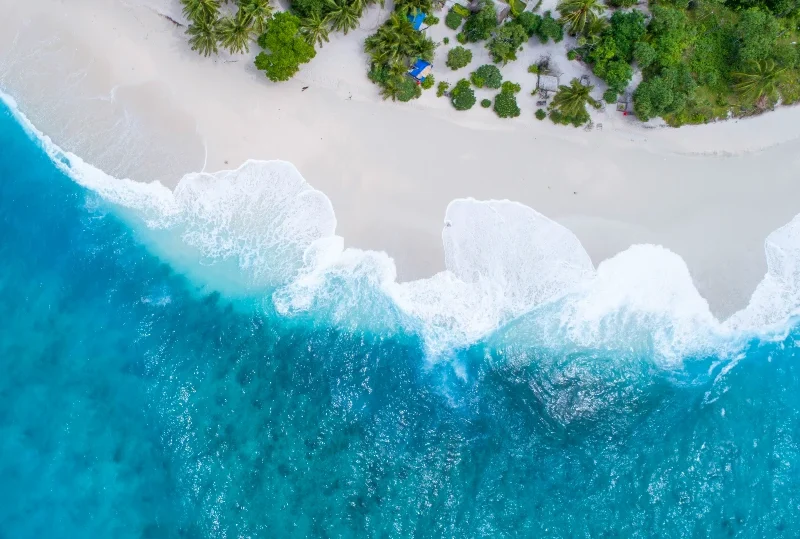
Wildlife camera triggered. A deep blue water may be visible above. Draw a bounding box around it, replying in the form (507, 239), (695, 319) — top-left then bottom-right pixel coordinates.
(2, 99), (800, 538)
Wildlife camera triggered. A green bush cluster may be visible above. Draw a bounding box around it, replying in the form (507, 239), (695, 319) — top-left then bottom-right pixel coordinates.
(486, 20), (529, 64)
(501, 81), (521, 94)
(255, 13), (316, 82)
(421, 75), (435, 90)
(437, 81), (450, 97)
(447, 46), (473, 70)
(583, 11), (645, 95)
(603, 89), (617, 103)
(445, 9), (464, 30)
(463, 1), (498, 42)
(535, 108), (547, 120)
(494, 87), (521, 118)
(451, 79), (477, 110)
(470, 64), (503, 88)
(481, 98), (492, 108)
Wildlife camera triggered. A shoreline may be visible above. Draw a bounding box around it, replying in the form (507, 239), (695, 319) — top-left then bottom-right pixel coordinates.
(2, 0), (800, 319)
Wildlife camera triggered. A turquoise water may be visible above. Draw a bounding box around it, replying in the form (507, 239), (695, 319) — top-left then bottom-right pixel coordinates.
(2, 98), (800, 538)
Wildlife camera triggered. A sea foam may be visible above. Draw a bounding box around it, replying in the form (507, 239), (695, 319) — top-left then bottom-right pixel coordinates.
(3, 90), (799, 362)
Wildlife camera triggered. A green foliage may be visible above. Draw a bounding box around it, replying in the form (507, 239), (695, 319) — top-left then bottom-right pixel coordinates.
(447, 46), (473, 70)
(325, 0), (362, 34)
(453, 4), (471, 16)
(501, 80), (521, 93)
(486, 22), (529, 63)
(549, 78), (599, 126)
(437, 81), (450, 96)
(463, 1), (499, 42)
(732, 59), (785, 104)
(443, 37), (450, 44)
(291, 0), (326, 18)
(734, 8), (781, 66)
(605, 0), (637, 6)
(494, 90), (522, 117)
(300, 12), (331, 47)
(603, 88), (617, 103)
(471, 64), (503, 88)
(584, 10), (645, 93)
(186, 16), (220, 57)
(535, 108), (547, 119)
(481, 98), (492, 107)
(181, 0), (220, 23)
(451, 78), (477, 110)
(396, 76), (423, 101)
(633, 65), (695, 121)
(255, 12), (316, 82)
(240, 0), (274, 35)
(557, 0), (606, 36)
(425, 15), (440, 25)
(445, 10), (464, 30)
(456, 32), (468, 44)
(421, 74), (435, 89)
(515, 12), (542, 37)
(535, 11), (564, 43)
(633, 41), (656, 68)
(567, 49), (578, 61)
(528, 63), (540, 74)
(218, 10), (254, 54)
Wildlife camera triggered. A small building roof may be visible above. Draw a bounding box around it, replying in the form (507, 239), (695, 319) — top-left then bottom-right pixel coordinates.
(537, 74), (559, 92)
(408, 10), (426, 30)
(408, 59), (433, 81)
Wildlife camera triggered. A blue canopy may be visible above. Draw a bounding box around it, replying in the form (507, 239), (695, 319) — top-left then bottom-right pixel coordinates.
(408, 10), (426, 31)
(408, 59), (432, 81)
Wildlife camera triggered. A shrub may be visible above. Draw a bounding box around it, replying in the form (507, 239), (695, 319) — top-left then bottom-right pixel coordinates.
(494, 91), (521, 117)
(421, 75), (435, 90)
(396, 76), (423, 102)
(487, 21), (529, 63)
(255, 13), (316, 82)
(481, 98), (492, 107)
(443, 36), (450, 44)
(501, 80), (521, 94)
(447, 46), (473, 70)
(445, 10), (464, 30)
(606, 0), (637, 6)
(451, 78), (477, 110)
(567, 49), (578, 61)
(535, 108), (547, 120)
(603, 88), (617, 103)
(535, 11), (563, 43)
(515, 12), (542, 37)
(528, 63), (540, 74)
(471, 64), (503, 88)
(453, 4), (471, 17)
(437, 81), (450, 97)
(424, 15), (440, 25)
(456, 32), (467, 44)
(633, 42), (657, 69)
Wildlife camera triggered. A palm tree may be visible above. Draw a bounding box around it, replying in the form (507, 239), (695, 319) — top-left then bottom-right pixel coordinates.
(300, 12), (331, 47)
(365, 13), (417, 63)
(186, 16), (220, 56)
(219, 10), (254, 53)
(325, 0), (363, 34)
(551, 78), (599, 117)
(557, 0), (605, 36)
(239, 0), (273, 35)
(733, 59), (785, 106)
(409, 36), (436, 63)
(181, 0), (220, 22)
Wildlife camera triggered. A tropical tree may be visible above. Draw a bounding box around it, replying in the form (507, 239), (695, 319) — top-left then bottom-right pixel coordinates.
(186, 16), (220, 56)
(239, 0), (274, 35)
(557, 0), (605, 36)
(255, 12), (316, 81)
(364, 13), (419, 64)
(395, 0), (434, 15)
(409, 36), (436, 62)
(732, 59), (786, 106)
(549, 78), (599, 125)
(181, 0), (220, 22)
(219, 9), (254, 53)
(325, 0), (362, 34)
(300, 12), (330, 46)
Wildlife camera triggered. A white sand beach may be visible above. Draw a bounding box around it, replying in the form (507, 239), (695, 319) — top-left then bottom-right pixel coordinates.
(2, 0), (800, 318)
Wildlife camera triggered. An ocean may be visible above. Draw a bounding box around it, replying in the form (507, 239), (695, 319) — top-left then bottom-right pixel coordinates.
(2, 93), (800, 538)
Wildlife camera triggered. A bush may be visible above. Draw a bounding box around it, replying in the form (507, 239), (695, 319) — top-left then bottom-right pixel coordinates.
(437, 81), (450, 97)
(421, 75), (435, 90)
(451, 78), (477, 110)
(515, 12), (542, 37)
(535, 11), (563, 43)
(481, 98), (492, 107)
(501, 80), (521, 94)
(471, 64), (503, 88)
(535, 108), (547, 120)
(603, 88), (617, 103)
(463, 2), (498, 42)
(528, 63), (540, 74)
(633, 42), (657, 69)
(396, 76), (423, 102)
(453, 4), (471, 17)
(424, 15), (440, 25)
(487, 21), (528, 63)
(447, 46), (473, 70)
(456, 32), (467, 44)
(606, 0), (637, 6)
(567, 49), (578, 61)
(255, 13), (316, 82)
(443, 36), (450, 44)
(494, 91), (521, 118)
(445, 10), (464, 30)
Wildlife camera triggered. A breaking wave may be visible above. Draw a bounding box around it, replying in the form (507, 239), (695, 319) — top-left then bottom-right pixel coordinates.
(5, 91), (800, 364)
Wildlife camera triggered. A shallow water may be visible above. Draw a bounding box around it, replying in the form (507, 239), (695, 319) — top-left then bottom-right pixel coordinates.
(2, 96), (800, 538)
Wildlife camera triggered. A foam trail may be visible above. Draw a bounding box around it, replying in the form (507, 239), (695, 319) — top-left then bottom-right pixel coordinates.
(5, 89), (800, 363)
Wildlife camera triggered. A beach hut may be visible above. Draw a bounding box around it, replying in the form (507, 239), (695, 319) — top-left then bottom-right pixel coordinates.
(408, 10), (427, 30)
(408, 59), (433, 83)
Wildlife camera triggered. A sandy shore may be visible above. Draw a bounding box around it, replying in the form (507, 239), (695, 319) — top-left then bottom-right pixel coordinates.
(2, 0), (800, 318)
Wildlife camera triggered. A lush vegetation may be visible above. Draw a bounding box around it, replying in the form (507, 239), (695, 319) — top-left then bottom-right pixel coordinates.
(447, 46), (473, 70)
(445, 9), (464, 30)
(487, 21), (530, 63)
(181, 0), (275, 56)
(471, 64), (503, 88)
(494, 82), (522, 117)
(255, 12), (316, 81)
(535, 108), (547, 120)
(581, 10), (646, 95)
(557, 0), (605, 36)
(481, 98), (493, 107)
(451, 79), (477, 110)
(365, 11), (436, 101)
(463, 1), (499, 42)
(549, 78), (600, 126)
(513, 10), (565, 43)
